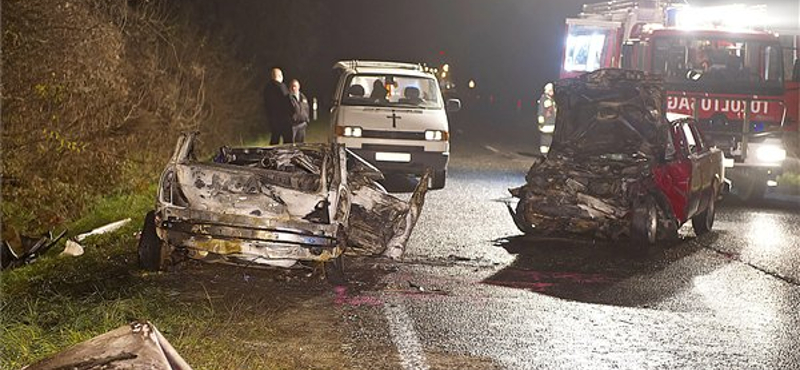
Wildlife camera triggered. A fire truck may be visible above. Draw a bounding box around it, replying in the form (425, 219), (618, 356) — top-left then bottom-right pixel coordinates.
(559, 0), (800, 200)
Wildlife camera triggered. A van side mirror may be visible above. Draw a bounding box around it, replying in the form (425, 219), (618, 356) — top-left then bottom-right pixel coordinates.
(446, 99), (461, 113)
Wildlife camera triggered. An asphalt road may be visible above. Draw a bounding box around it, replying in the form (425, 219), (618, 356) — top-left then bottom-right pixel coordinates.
(336, 113), (800, 370)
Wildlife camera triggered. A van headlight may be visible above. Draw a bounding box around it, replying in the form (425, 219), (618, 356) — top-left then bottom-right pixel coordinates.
(424, 130), (447, 141)
(338, 126), (362, 137)
(756, 145), (786, 163)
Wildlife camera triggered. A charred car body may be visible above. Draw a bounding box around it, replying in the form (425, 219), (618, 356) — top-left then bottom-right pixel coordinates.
(138, 132), (428, 270)
(509, 69), (725, 244)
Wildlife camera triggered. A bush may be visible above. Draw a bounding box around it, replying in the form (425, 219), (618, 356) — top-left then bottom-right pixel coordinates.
(2, 0), (263, 233)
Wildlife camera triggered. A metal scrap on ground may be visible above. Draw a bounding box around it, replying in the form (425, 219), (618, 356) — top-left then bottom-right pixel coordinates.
(23, 321), (192, 370)
(1, 228), (67, 269)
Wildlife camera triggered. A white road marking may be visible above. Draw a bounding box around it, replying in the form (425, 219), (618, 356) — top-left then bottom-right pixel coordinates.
(383, 301), (429, 370)
(483, 145), (500, 153)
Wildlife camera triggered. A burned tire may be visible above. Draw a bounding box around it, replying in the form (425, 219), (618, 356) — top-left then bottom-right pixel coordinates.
(692, 186), (717, 235)
(631, 196), (658, 246)
(430, 170), (446, 190)
(138, 211), (167, 271)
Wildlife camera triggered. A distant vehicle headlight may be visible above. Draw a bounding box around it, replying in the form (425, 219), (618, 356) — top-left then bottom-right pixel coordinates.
(756, 145), (786, 163)
(424, 130), (447, 141)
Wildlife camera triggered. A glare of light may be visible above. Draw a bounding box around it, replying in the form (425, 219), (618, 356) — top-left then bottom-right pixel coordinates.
(468, 80), (476, 89)
(540, 125), (555, 134)
(540, 145), (550, 154)
(672, 4), (770, 30)
(441, 71), (447, 79)
(756, 145), (786, 163)
(749, 212), (782, 250)
(442, 64), (450, 73)
(767, 180), (778, 187)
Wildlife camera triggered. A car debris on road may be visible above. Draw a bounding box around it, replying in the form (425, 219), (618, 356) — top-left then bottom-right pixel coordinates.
(139, 133), (429, 271)
(509, 69), (724, 244)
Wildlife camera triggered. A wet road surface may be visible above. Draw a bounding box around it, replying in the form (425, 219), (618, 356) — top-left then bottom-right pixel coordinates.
(335, 116), (800, 369)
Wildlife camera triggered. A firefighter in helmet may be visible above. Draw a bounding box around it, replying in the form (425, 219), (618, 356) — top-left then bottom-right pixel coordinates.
(537, 82), (556, 154)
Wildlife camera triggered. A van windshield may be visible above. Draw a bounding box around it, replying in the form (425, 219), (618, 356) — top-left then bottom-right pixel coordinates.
(341, 74), (442, 109)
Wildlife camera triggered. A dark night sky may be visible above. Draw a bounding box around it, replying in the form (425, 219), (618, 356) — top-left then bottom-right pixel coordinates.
(319, 0), (590, 104)
(233, 0), (798, 106)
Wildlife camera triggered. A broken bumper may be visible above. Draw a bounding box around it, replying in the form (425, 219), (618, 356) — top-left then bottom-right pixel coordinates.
(156, 207), (342, 263)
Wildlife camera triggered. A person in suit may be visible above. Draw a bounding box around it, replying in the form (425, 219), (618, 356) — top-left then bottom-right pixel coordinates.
(264, 67), (293, 144)
(288, 79), (310, 143)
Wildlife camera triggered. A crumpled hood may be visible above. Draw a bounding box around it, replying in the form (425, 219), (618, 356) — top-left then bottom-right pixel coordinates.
(551, 69), (669, 160)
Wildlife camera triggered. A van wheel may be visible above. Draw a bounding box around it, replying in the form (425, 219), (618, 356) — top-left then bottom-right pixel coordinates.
(631, 196), (658, 246)
(431, 170), (446, 190)
(138, 211), (169, 271)
(692, 186), (717, 235)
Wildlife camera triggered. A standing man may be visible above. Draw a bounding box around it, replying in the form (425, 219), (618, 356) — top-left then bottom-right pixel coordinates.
(264, 67), (293, 144)
(537, 82), (557, 155)
(288, 79), (310, 143)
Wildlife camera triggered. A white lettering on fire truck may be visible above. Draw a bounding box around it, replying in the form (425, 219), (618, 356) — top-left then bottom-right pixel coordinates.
(667, 97), (771, 115)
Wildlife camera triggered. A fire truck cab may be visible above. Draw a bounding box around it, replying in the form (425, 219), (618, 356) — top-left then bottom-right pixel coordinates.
(560, 0), (799, 200)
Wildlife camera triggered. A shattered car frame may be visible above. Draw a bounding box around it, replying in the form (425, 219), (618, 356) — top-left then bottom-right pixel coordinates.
(509, 69), (724, 244)
(138, 132), (428, 270)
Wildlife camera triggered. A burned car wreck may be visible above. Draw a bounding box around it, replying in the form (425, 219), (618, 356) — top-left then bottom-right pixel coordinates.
(509, 69), (724, 244)
(138, 132), (428, 270)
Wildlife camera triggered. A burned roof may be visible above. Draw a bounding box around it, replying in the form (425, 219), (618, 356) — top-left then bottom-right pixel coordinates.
(550, 69), (669, 160)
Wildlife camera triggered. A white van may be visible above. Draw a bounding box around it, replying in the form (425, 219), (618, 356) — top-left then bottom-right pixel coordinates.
(329, 60), (460, 189)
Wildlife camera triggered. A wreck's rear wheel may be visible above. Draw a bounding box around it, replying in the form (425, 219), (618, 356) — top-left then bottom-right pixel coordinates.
(631, 196), (658, 246)
(138, 211), (169, 271)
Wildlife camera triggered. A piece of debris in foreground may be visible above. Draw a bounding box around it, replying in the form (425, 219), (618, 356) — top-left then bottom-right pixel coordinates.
(23, 321), (192, 370)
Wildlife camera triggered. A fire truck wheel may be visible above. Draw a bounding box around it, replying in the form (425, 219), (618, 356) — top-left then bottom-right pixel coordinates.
(631, 196), (658, 246)
(692, 185), (717, 235)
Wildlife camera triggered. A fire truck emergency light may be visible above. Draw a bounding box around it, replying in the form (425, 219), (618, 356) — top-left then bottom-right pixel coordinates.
(669, 4), (770, 31)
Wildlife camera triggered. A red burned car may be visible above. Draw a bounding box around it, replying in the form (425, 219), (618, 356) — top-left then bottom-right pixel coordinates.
(510, 69), (725, 244)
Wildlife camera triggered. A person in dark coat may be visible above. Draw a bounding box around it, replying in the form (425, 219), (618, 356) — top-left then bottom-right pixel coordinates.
(264, 67), (293, 144)
(288, 79), (310, 143)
